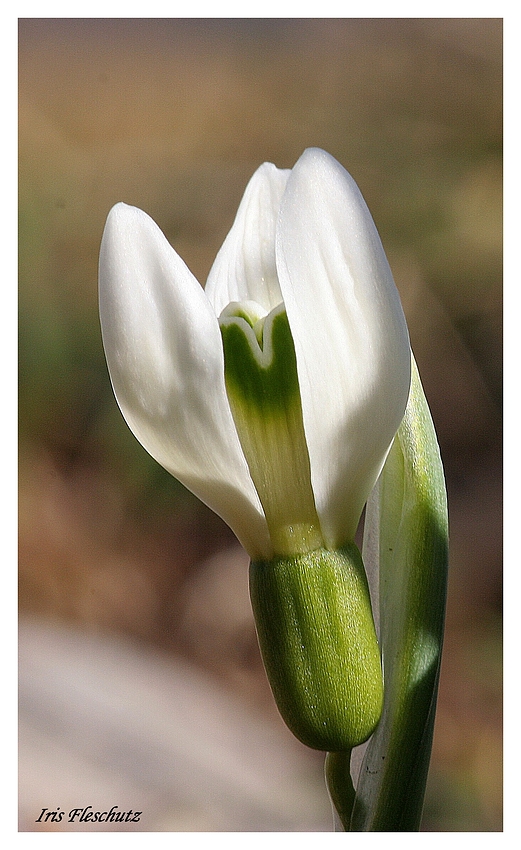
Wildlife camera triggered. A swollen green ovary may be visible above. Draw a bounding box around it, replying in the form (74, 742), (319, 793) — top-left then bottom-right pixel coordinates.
(250, 544), (383, 751)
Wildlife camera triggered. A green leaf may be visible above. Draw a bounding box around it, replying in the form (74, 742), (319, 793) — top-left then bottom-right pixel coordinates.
(350, 355), (449, 831)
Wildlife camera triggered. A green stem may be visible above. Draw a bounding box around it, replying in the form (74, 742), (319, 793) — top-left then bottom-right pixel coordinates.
(325, 751), (355, 830)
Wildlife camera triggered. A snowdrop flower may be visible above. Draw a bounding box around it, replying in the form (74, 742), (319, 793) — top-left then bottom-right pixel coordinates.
(99, 148), (410, 561)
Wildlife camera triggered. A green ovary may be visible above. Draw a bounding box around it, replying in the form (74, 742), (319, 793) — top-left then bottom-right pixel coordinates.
(250, 544), (383, 751)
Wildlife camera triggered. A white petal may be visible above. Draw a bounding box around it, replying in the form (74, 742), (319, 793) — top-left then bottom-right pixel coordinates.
(99, 203), (271, 558)
(205, 162), (290, 315)
(276, 148), (411, 548)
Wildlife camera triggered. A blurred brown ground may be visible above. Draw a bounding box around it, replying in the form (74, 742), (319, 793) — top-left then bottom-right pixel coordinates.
(18, 18), (502, 831)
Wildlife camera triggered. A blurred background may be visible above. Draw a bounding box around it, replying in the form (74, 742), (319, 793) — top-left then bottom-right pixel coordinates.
(18, 18), (502, 831)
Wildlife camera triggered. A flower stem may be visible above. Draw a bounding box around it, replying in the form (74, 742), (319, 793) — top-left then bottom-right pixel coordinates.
(325, 751), (355, 830)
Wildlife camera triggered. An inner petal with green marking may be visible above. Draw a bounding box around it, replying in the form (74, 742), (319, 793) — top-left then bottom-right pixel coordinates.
(219, 301), (324, 556)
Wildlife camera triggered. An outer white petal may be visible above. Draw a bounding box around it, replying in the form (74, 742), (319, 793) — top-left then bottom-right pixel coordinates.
(276, 148), (411, 548)
(205, 162), (290, 315)
(99, 203), (271, 558)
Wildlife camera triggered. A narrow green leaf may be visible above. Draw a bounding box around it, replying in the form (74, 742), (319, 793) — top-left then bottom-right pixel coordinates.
(350, 355), (449, 831)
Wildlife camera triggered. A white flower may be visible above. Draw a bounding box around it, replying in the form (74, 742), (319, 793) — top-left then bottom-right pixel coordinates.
(99, 148), (410, 560)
